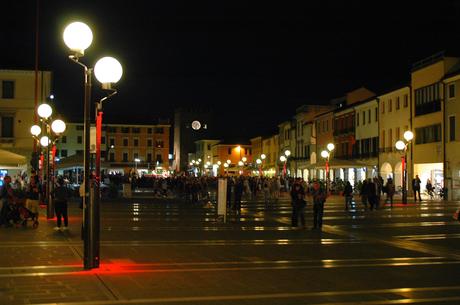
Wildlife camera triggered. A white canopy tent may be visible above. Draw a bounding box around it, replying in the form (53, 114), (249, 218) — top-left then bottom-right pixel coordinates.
(0, 149), (27, 169)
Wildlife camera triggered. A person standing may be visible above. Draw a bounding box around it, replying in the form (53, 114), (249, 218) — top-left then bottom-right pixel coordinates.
(233, 178), (244, 214)
(26, 175), (40, 218)
(52, 178), (70, 231)
(311, 181), (326, 230)
(263, 179), (271, 205)
(368, 178), (377, 210)
(360, 179), (369, 209)
(385, 178), (395, 207)
(0, 176), (14, 226)
(343, 181), (353, 211)
(412, 175), (422, 202)
(290, 181), (306, 229)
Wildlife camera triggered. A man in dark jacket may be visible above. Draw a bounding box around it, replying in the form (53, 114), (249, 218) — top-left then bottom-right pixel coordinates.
(343, 181), (353, 211)
(311, 181), (326, 230)
(290, 181), (306, 229)
(412, 175), (422, 202)
(53, 177), (70, 231)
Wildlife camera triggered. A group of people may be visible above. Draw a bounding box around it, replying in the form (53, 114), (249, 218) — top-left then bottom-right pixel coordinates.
(0, 172), (71, 231)
(290, 179), (327, 230)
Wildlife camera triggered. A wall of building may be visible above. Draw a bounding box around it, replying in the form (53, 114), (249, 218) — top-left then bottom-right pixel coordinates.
(0, 70), (52, 169)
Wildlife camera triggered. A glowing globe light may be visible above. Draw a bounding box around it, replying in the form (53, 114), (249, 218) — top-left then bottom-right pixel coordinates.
(242, 157), (247, 162)
(395, 140), (406, 151)
(217, 161), (222, 165)
(30, 125), (41, 136)
(284, 150), (291, 157)
(256, 159), (262, 164)
(63, 22), (93, 56)
(327, 143), (335, 152)
(280, 156), (286, 162)
(224, 163), (229, 168)
(226, 159), (231, 164)
(238, 161), (244, 166)
(51, 119), (66, 134)
(94, 57), (123, 84)
(37, 103), (52, 119)
(321, 150), (329, 159)
(403, 131), (414, 141)
(40, 136), (50, 147)
(261, 154), (266, 160)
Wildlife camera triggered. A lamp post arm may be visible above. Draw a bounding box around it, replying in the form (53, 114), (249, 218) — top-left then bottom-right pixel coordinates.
(69, 55), (88, 70)
(97, 88), (118, 111)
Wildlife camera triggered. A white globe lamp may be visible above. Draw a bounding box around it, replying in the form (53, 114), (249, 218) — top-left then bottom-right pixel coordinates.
(94, 57), (123, 88)
(51, 119), (66, 134)
(63, 22), (93, 56)
(37, 103), (52, 119)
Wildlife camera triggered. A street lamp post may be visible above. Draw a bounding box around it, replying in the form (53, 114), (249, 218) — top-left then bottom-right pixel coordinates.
(260, 154), (266, 176)
(321, 143), (335, 195)
(64, 21), (122, 270)
(279, 150), (291, 177)
(395, 131), (414, 204)
(32, 102), (66, 219)
(256, 158), (262, 176)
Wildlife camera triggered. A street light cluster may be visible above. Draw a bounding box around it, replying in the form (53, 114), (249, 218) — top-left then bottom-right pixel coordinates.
(395, 130), (414, 204)
(30, 102), (67, 148)
(320, 143), (335, 194)
(63, 21), (123, 270)
(30, 99), (67, 220)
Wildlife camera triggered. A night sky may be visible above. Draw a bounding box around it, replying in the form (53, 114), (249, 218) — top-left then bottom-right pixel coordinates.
(2, 1), (460, 140)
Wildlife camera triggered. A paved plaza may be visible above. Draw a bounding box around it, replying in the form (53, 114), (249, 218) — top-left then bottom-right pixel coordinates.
(0, 194), (460, 305)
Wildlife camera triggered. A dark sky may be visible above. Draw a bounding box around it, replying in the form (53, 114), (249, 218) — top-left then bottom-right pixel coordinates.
(2, 1), (460, 139)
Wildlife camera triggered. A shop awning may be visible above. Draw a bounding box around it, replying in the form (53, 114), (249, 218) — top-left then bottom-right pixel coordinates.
(55, 154), (83, 170)
(0, 149), (27, 168)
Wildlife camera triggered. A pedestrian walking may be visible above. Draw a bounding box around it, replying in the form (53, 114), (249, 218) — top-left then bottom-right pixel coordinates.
(368, 178), (377, 210)
(263, 179), (271, 205)
(412, 175), (422, 202)
(343, 181), (353, 211)
(360, 179), (369, 209)
(52, 177), (70, 231)
(385, 178), (395, 207)
(426, 179), (434, 200)
(290, 181), (306, 229)
(311, 181), (326, 230)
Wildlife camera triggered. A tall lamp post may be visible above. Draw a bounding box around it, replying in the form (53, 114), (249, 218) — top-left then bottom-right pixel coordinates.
(31, 102), (66, 219)
(260, 154), (266, 176)
(63, 21), (122, 270)
(256, 158), (262, 176)
(395, 131), (414, 204)
(279, 149), (291, 177)
(321, 143), (335, 195)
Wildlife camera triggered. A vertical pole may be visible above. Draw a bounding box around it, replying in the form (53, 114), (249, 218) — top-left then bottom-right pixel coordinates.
(402, 154), (407, 204)
(83, 68), (98, 269)
(326, 159), (329, 195)
(46, 140), (53, 219)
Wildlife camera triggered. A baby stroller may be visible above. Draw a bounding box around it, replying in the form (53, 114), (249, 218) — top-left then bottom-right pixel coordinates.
(5, 199), (39, 228)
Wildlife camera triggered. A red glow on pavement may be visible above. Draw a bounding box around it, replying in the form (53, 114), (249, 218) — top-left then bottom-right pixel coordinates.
(384, 203), (416, 207)
(72, 261), (161, 275)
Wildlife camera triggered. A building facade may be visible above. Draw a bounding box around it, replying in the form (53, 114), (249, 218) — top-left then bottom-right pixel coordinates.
(56, 122), (171, 174)
(443, 68), (460, 199)
(0, 69), (52, 172)
(354, 98), (379, 181)
(173, 108), (216, 173)
(378, 86), (411, 190)
(410, 53), (459, 193)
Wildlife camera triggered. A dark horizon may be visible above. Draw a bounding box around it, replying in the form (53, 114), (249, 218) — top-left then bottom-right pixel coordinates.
(2, 1), (460, 140)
